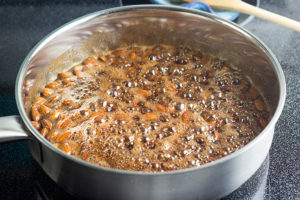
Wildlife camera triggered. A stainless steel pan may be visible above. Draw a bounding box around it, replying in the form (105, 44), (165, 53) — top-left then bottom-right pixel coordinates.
(0, 5), (286, 200)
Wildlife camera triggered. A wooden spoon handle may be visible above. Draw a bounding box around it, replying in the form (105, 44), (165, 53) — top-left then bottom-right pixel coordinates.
(218, 1), (300, 32)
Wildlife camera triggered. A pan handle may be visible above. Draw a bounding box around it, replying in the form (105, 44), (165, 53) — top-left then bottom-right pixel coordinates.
(0, 115), (30, 143)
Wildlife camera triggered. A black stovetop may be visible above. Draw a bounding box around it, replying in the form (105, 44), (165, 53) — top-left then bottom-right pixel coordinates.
(0, 0), (299, 199)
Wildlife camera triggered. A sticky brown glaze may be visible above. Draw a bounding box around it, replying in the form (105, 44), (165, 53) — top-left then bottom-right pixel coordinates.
(30, 45), (269, 172)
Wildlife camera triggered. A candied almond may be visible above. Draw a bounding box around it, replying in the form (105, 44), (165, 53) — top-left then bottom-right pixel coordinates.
(49, 110), (61, 122)
(40, 128), (48, 137)
(98, 56), (107, 63)
(136, 89), (152, 96)
(73, 65), (81, 75)
(112, 49), (125, 56)
(59, 142), (72, 155)
(46, 81), (61, 89)
(90, 112), (105, 118)
(143, 113), (158, 120)
(166, 86), (176, 92)
(83, 57), (97, 65)
(54, 119), (62, 129)
(98, 160), (110, 168)
(41, 119), (52, 130)
(50, 95), (61, 103)
(94, 116), (104, 122)
(254, 99), (265, 111)
(132, 101), (137, 108)
(127, 67), (134, 73)
(156, 104), (167, 112)
(107, 54), (115, 59)
(81, 150), (88, 160)
(62, 98), (73, 105)
(182, 111), (190, 122)
(56, 131), (71, 143)
(55, 105), (63, 110)
(114, 114), (129, 120)
(130, 52), (136, 60)
(66, 82), (76, 88)
(60, 118), (71, 129)
(82, 65), (90, 72)
(46, 104), (54, 109)
(57, 89), (64, 93)
(142, 56), (148, 62)
(214, 131), (220, 141)
(41, 88), (54, 97)
(208, 156), (216, 162)
(31, 107), (41, 121)
(62, 78), (71, 84)
(33, 97), (46, 106)
(71, 104), (82, 110)
(53, 143), (60, 148)
(209, 120), (217, 126)
(58, 72), (71, 79)
(46, 129), (58, 141)
(76, 143), (84, 152)
(31, 121), (41, 130)
(39, 104), (51, 116)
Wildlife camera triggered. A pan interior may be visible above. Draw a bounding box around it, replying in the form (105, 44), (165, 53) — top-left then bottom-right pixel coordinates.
(20, 8), (280, 161)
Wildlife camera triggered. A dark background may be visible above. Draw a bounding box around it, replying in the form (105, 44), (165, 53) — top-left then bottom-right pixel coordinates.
(0, 0), (299, 199)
